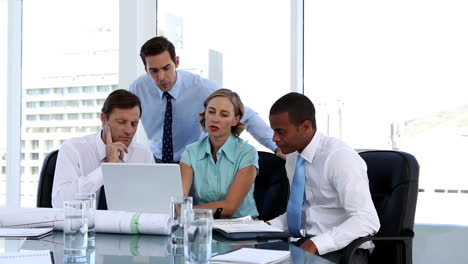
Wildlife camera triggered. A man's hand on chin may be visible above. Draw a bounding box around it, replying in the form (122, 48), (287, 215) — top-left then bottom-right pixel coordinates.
(300, 240), (318, 254)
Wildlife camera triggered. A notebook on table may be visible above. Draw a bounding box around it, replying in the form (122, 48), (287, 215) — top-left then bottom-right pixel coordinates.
(211, 248), (290, 264)
(0, 228), (53, 239)
(101, 163), (183, 214)
(213, 216), (289, 240)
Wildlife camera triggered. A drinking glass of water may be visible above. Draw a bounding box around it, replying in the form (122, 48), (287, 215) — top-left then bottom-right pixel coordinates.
(184, 209), (213, 264)
(63, 200), (88, 260)
(74, 192), (96, 246)
(170, 196), (193, 254)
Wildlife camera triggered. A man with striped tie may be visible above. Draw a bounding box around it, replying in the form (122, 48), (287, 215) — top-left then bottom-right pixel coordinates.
(268, 92), (380, 264)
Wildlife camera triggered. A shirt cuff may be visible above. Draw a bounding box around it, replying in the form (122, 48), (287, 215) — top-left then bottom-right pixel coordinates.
(268, 213), (287, 231)
(310, 233), (337, 255)
(77, 166), (103, 193)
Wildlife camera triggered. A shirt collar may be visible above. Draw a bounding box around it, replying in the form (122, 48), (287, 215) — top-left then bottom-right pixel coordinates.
(298, 130), (323, 164)
(95, 128), (131, 162)
(156, 70), (181, 101)
(197, 134), (237, 163)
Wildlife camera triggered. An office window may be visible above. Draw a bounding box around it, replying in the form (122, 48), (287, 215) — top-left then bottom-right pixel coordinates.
(0, 0), (6, 206)
(30, 140), (39, 150)
(97, 85), (109, 93)
(30, 166), (38, 175)
(66, 100), (80, 108)
(51, 114), (64, 121)
(30, 153), (39, 160)
(82, 86), (96, 93)
(82, 113), (94, 119)
(20, 0), (119, 206)
(39, 114), (50, 121)
(157, 0), (291, 151)
(304, 0), (468, 225)
(54, 87), (65, 95)
(82, 99), (95, 107)
(39, 101), (52, 108)
(67, 113), (79, 120)
(67, 87), (80, 94)
(45, 140), (53, 149)
(26, 102), (38, 108)
(52, 101), (65, 108)
(26, 115), (37, 121)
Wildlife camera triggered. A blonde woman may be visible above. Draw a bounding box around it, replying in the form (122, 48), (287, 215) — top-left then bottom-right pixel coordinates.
(180, 89), (258, 218)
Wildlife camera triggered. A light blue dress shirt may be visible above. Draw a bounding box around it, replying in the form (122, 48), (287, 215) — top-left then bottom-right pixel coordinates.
(129, 70), (276, 161)
(180, 134), (259, 218)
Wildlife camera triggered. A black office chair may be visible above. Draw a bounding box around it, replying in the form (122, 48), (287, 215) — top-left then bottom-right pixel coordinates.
(254, 151), (290, 221)
(342, 150), (420, 264)
(36, 149), (59, 208)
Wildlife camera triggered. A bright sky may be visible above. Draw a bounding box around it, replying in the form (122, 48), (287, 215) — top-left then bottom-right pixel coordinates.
(3, 0), (468, 151)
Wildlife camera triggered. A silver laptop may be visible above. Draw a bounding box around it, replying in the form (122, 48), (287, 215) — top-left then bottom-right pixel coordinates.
(101, 163), (183, 214)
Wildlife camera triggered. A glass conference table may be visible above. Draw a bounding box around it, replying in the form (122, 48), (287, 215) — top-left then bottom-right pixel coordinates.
(0, 232), (335, 264)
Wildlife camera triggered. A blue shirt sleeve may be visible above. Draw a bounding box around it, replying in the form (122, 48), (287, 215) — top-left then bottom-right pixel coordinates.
(180, 146), (193, 167)
(238, 145), (259, 174)
(241, 105), (277, 152)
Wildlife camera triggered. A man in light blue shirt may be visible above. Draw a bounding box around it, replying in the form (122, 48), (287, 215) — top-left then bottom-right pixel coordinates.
(129, 36), (283, 162)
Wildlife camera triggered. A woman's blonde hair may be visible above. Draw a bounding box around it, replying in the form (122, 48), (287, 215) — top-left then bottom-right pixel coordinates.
(199, 89), (246, 137)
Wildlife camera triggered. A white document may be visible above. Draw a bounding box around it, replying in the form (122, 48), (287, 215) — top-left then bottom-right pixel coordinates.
(0, 250), (52, 264)
(0, 208), (172, 235)
(211, 248), (290, 264)
(213, 217), (283, 233)
(0, 228), (52, 238)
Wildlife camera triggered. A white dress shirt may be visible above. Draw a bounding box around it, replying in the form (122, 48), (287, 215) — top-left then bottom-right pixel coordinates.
(269, 131), (380, 255)
(52, 130), (155, 208)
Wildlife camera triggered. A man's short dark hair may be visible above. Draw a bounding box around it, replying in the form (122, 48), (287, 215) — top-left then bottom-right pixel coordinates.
(139, 36), (177, 68)
(101, 89), (142, 118)
(269, 92), (316, 129)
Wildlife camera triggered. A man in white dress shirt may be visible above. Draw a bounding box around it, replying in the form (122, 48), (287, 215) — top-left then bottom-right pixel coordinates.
(52, 89), (155, 208)
(268, 92), (380, 263)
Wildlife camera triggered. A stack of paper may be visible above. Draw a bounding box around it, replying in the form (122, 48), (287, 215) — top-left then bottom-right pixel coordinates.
(211, 248), (290, 264)
(0, 250), (52, 264)
(0, 228), (53, 239)
(212, 216), (288, 240)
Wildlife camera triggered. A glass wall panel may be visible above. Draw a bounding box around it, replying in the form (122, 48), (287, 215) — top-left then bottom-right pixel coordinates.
(21, 0), (119, 207)
(0, 0), (7, 206)
(157, 0), (291, 151)
(304, 0), (468, 225)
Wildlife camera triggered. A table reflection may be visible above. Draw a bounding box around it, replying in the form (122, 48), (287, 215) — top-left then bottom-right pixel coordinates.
(1, 232), (336, 264)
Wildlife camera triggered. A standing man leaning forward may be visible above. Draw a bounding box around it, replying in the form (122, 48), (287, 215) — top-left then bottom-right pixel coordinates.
(268, 92), (380, 264)
(130, 36), (284, 163)
(52, 89), (155, 208)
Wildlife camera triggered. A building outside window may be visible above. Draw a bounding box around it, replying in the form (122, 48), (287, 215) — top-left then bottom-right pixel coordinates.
(15, 0), (120, 206)
(304, 0), (468, 226)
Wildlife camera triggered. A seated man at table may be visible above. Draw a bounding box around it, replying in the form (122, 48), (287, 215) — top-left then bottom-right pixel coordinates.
(268, 92), (380, 263)
(52, 89), (155, 208)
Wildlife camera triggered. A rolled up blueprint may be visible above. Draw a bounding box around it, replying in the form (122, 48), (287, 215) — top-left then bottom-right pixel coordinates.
(0, 208), (172, 235)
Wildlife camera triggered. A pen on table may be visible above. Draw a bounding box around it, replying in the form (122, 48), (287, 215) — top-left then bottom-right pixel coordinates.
(214, 208), (223, 219)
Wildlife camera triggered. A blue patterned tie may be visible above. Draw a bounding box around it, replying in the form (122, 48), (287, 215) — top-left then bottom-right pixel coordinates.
(287, 155), (306, 237)
(162, 92), (174, 163)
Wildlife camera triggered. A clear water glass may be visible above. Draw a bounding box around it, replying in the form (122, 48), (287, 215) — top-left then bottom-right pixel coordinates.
(74, 192), (96, 245)
(170, 196), (193, 254)
(63, 200), (88, 259)
(184, 209), (213, 264)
